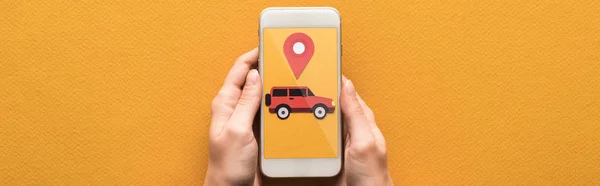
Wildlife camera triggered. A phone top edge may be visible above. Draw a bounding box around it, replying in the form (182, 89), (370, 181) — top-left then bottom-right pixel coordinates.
(261, 7), (340, 17)
(260, 8), (340, 28)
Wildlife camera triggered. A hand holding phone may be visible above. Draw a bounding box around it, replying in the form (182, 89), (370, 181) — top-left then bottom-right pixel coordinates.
(205, 49), (261, 186)
(204, 49), (392, 184)
(205, 7), (392, 184)
(338, 76), (394, 186)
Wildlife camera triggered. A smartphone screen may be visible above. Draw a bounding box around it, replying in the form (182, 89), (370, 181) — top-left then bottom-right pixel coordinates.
(263, 28), (339, 159)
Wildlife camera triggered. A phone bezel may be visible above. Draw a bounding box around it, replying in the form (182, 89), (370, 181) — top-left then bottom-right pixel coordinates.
(259, 7), (342, 177)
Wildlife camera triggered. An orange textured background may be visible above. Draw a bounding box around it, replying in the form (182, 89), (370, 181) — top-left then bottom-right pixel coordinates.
(1, 0), (600, 185)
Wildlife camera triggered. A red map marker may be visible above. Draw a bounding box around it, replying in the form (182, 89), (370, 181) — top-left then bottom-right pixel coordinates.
(283, 32), (314, 79)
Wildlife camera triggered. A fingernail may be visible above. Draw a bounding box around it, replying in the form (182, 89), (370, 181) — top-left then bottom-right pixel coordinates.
(248, 70), (258, 85)
(345, 79), (356, 95)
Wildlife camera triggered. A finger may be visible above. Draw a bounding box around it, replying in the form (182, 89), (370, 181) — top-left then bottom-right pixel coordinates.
(343, 75), (384, 147)
(340, 78), (374, 144)
(342, 74), (348, 85)
(356, 93), (374, 123)
(211, 48), (259, 135)
(212, 48), (259, 119)
(356, 92), (386, 149)
(341, 75), (349, 144)
(226, 69), (262, 135)
(224, 48), (259, 90)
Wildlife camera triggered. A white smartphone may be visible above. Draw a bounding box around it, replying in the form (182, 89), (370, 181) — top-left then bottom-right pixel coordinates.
(259, 7), (342, 177)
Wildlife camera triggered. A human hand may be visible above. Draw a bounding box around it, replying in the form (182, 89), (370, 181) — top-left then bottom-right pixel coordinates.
(338, 76), (393, 186)
(204, 48), (261, 186)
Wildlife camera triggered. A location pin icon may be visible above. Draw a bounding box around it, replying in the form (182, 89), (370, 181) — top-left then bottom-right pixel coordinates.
(283, 32), (314, 79)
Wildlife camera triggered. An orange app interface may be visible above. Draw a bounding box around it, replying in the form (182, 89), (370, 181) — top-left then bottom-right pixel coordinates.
(263, 28), (339, 158)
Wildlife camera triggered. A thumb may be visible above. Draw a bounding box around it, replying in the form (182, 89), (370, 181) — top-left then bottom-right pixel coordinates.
(228, 69), (262, 129)
(341, 78), (373, 143)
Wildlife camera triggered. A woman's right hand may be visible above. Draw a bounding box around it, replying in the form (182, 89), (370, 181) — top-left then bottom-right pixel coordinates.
(338, 76), (393, 186)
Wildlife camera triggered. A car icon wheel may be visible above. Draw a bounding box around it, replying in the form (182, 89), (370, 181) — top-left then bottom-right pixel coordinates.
(313, 105), (327, 119)
(276, 105), (290, 120)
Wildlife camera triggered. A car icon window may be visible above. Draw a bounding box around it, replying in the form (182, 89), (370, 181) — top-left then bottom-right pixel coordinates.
(307, 88), (315, 96)
(300, 89), (308, 97)
(289, 89), (305, 97)
(272, 89), (287, 97)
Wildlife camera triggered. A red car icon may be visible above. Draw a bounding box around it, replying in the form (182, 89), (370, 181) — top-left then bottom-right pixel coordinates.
(265, 86), (335, 120)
